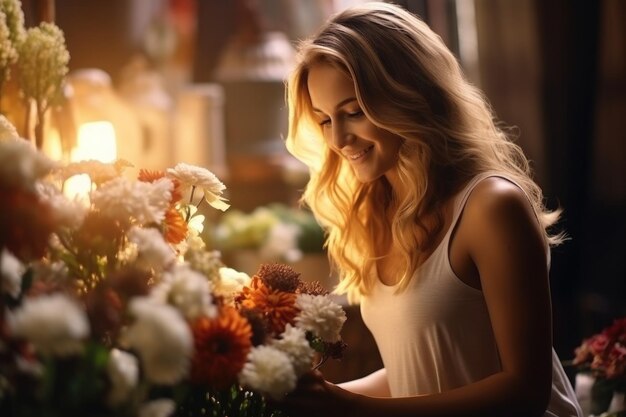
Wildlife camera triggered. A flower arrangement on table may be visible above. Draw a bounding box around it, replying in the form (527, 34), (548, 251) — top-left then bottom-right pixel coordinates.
(570, 317), (626, 417)
(0, 116), (347, 417)
(212, 203), (325, 264)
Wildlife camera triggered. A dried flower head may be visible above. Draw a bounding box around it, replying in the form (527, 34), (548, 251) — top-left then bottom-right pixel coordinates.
(298, 280), (329, 296)
(255, 263), (301, 293)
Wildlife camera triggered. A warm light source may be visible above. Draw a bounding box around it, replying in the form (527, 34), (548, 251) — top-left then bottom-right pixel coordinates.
(64, 121), (117, 201)
(71, 121), (117, 162)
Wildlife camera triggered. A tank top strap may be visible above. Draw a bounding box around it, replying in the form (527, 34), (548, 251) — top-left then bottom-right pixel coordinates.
(445, 172), (503, 240)
(441, 172), (551, 266)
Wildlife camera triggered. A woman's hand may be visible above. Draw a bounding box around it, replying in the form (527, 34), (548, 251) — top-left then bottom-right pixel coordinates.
(272, 370), (358, 417)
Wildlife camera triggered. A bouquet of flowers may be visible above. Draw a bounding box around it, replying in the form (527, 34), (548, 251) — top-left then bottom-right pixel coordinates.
(0, 115), (346, 417)
(571, 317), (626, 417)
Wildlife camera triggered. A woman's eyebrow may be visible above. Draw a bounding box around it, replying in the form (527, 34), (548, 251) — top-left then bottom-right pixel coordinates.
(312, 97), (358, 114)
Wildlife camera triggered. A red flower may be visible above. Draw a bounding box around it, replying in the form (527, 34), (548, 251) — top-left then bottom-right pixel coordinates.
(190, 307), (252, 389)
(0, 186), (55, 261)
(574, 317), (626, 380)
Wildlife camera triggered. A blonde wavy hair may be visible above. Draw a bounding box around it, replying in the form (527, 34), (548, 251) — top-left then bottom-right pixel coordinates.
(285, 2), (562, 302)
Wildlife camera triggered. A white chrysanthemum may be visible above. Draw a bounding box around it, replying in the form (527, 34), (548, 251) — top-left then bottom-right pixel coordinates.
(123, 297), (192, 385)
(0, 115), (18, 141)
(7, 293), (89, 356)
(35, 181), (87, 230)
(295, 294), (346, 343)
(1, 249), (24, 298)
(0, 137), (56, 190)
(167, 163), (229, 211)
(272, 324), (315, 377)
(91, 177), (172, 226)
(238, 345), (296, 400)
(259, 222), (302, 262)
(150, 264), (217, 320)
(107, 348), (139, 406)
(127, 226), (176, 272)
(56, 159), (132, 184)
(216, 267), (251, 303)
(138, 398), (176, 417)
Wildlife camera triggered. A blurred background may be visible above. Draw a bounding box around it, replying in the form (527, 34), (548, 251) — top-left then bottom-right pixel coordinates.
(17, 0), (625, 383)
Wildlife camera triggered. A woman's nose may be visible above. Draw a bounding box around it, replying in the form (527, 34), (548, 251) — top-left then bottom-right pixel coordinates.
(330, 123), (355, 149)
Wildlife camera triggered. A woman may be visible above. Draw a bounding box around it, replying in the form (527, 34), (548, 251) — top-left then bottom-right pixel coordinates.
(280, 2), (582, 417)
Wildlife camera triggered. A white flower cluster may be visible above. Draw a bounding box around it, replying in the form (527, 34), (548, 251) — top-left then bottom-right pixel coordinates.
(0, 127), (56, 190)
(127, 226), (176, 272)
(238, 345), (297, 400)
(91, 177), (173, 226)
(167, 162), (230, 211)
(18, 22), (69, 108)
(123, 297), (193, 385)
(238, 292), (346, 400)
(295, 293), (347, 342)
(151, 264), (218, 320)
(1, 248), (24, 298)
(7, 293), (90, 356)
(0, 0), (24, 85)
(216, 266), (251, 302)
(36, 181), (87, 230)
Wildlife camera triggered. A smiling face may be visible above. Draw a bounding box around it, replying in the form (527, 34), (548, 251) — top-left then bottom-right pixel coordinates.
(307, 62), (403, 184)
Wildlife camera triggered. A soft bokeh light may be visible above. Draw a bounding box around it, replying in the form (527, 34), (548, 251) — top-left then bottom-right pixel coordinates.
(64, 121), (117, 201)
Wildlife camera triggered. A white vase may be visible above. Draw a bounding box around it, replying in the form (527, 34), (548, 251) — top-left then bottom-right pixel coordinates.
(575, 373), (594, 416)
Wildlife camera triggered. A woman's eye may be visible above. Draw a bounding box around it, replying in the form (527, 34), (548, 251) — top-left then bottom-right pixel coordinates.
(319, 119), (331, 127)
(347, 110), (364, 118)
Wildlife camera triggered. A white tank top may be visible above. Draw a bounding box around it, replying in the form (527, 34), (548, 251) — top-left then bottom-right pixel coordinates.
(360, 173), (583, 416)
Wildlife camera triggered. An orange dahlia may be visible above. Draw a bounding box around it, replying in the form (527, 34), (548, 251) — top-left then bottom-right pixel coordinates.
(190, 306), (252, 389)
(163, 207), (187, 244)
(239, 276), (299, 335)
(138, 169), (182, 203)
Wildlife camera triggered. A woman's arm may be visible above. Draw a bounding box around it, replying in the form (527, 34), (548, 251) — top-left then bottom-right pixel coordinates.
(280, 178), (554, 417)
(337, 368), (391, 397)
